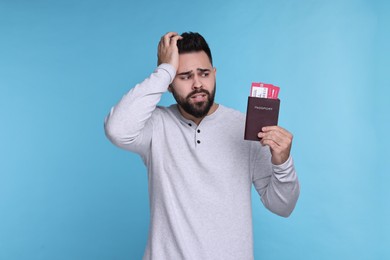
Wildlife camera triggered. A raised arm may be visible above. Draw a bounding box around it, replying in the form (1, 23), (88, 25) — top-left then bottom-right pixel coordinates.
(104, 32), (182, 153)
(252, 126), (300, 217)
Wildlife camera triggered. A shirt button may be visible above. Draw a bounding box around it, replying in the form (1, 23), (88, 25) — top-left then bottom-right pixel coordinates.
(197, 140), (201, 144)
(197, 129), (200, 133)
(188, 123), (192, 127)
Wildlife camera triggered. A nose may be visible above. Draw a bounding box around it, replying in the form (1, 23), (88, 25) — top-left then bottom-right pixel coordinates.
(192, 75), (203, 90)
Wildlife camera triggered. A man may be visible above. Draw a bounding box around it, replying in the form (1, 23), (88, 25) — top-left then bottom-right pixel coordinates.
(105, 32), (300, 260)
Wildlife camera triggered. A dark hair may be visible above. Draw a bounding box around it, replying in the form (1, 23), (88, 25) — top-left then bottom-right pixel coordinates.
(177, 32), (213, 65)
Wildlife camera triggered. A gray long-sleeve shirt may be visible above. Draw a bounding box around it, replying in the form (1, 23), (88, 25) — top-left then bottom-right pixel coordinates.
(104, 64), (300, 260)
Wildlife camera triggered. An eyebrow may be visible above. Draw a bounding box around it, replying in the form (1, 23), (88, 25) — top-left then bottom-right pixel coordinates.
(177, 68), (211, 76)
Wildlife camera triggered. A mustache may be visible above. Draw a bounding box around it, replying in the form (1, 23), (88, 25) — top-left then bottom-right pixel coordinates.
(186, 89), (210, 100)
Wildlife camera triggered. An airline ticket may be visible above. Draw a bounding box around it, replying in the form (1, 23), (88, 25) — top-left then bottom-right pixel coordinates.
(250, 82), (280, 99)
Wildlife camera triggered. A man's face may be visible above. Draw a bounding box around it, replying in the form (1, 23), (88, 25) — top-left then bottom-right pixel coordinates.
(169, 51), (216, 118)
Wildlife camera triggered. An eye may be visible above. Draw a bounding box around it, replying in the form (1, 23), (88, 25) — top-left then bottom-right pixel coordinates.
(180, 74), (192, 80)
(200, 72), (209, 77)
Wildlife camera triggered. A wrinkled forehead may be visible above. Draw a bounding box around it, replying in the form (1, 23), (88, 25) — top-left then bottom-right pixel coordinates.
(178, 51), (213, 73)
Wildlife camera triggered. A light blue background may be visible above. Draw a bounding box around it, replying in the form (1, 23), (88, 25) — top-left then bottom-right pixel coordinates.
(1, 0), (389, 259)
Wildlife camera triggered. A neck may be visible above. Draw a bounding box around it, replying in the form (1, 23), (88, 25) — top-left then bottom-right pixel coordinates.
(178, 103), (219, 125)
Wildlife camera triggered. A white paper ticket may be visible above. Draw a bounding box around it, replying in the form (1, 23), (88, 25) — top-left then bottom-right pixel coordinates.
(251, 86), (268, 98)
(250, 82), (280, 99)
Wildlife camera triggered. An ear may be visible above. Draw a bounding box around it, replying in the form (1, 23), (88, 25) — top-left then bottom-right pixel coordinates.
(213, 67), (217, 74)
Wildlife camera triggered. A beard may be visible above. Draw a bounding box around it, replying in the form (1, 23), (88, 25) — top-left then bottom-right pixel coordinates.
(171, 84), (216, 119)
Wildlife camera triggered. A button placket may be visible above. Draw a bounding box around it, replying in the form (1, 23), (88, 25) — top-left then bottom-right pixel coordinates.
(196, 127), (201, 145)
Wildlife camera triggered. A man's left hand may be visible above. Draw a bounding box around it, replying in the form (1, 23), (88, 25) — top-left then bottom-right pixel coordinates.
(258, 126), (293, 165)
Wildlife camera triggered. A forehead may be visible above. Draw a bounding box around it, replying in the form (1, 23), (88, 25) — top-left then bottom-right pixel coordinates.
(178, 51), (212, 72)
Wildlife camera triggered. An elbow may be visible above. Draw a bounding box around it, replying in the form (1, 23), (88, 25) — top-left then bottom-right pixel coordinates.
(268, 203), (296, 218)
(104, 117), (118, 142)
(278, 206), (295, 218)
(104, 117), (134, 147)
(104, 122), (120, 146)
(263, 183), (300, 218)
(283, 185), (300, 217)
(280, 186), (300, 218)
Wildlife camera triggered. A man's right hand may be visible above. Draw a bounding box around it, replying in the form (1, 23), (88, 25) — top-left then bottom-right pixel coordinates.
(157, 32), (183, 71)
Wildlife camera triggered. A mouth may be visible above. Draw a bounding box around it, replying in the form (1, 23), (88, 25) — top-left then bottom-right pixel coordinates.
(190, 93), (207, 102)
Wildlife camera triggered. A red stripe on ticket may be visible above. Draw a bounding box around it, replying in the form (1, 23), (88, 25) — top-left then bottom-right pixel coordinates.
(250, 82), (279, 99)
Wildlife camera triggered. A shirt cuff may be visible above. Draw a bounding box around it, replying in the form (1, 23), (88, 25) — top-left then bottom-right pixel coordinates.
(157, 63), (176, 83)
(272, 155), (294, 175)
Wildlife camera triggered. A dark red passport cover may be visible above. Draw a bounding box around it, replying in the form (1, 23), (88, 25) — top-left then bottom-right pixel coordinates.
(244, 97), (280, 141)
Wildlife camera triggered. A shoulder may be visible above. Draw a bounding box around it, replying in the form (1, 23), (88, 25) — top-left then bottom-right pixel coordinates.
(218, 104), (246, 122)
(208, 104), (246, 137)
(155, 104), (178, 116)
(151, 104), (181, 122)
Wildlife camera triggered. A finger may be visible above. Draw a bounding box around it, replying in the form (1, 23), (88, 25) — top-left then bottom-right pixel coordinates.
(259, 129), (281, 142)
(163, 32), (178, 46)
(263, 131), (284, 145)
(169, 35), (183, 48)
(262, 126), (293, 139)
(157, 42), (163, 64)
(261, 140), (288, 161)
(159, 35), (166, 47)
(262, 125), (291, 135)
(260, 138), (280, 151)
(261, 131), (292, 150)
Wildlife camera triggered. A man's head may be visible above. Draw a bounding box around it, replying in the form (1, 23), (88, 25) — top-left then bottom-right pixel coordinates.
(177, 32), (213, 65)
(169, 32), (216, 120)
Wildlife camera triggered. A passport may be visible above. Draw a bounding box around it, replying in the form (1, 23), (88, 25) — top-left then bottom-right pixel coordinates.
(244, 96), (280, 141)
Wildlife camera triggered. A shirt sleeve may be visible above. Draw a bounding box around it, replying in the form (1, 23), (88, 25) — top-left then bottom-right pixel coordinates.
(104, 64), (176, 159)
(250, 142), (300, 217)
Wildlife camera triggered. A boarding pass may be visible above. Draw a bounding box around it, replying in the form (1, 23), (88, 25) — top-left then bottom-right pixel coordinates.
(250, 82), (280, 99)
